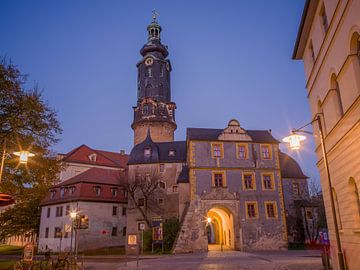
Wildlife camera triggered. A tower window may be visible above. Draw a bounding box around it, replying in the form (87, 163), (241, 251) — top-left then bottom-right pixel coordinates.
(168, 149), (176, 156)
(147, 68), (152, 77)
(320, 4), (328, 33)
(309, 41), (316, 63)
(144, 147), (151, 157)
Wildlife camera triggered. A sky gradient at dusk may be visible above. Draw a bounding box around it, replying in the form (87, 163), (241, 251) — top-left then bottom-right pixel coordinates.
(0, 1), (319, 180)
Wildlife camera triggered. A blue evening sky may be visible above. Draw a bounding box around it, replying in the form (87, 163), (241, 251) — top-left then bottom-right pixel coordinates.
(0, 1), (320, 181)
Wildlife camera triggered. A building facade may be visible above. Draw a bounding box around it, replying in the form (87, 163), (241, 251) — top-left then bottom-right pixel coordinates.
(293, 0), (360, 269)
(126, 17), (311, 254)
(38, 145), (128, 252)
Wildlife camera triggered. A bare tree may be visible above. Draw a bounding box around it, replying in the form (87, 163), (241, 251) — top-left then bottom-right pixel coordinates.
(126, 168), (164, 226)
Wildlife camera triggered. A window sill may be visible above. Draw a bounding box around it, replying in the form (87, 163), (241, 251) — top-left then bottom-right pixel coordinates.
(353, 229), (360, 234)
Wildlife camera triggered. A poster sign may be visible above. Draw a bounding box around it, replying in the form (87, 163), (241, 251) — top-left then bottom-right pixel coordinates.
(64, 224), (72, 233)
(152, 217), (163, 244)
(23, 243), (34, 262)
(319, 228), (330, 245)
(128, 234), (137, 245)
(75, 215), (89, 229)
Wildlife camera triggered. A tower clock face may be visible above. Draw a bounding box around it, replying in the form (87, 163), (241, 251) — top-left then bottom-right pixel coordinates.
(145, 58), (154, 66)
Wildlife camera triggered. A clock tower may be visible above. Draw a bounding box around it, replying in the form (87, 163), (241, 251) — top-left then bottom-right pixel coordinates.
(131, 15), (177, 145)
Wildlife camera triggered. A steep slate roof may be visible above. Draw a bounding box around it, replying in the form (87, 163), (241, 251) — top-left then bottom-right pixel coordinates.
(279, 152), (308, 179)
(178, 165), (189, 183)
(128, 131), (186, 165)
(186, 128), (279, 143)
(61, 144), (129, 168)
(54, 168), (127, 187)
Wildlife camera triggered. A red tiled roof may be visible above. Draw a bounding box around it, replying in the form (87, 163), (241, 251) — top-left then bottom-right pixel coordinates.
(61, 144), (129, 168)
(55, 167), (127, 187)
(41, 168), (128, 206)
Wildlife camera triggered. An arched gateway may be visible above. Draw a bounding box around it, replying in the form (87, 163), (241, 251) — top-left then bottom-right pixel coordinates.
(206, 207), (235, 251)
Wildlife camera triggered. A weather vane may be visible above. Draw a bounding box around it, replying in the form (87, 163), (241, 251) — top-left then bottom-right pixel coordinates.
(152, 10), (159, 22)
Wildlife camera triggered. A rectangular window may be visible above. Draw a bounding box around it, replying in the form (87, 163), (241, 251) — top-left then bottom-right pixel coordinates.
(55, 206), (63, 217)
(112, 206), (117, 216)
(50, 190), (56, 199)
(60, 188), (65, 198)
(243, 173), (255, 190)
(54, 227), (62, 238)
(47, 208), (51, 218)
(66, 205), (70, 216)
(122, 207), (126, 216)
(211, 143), (223, 158)
(172, 185), (178, 193)
(138, 198), (145, 207)
(293, 183), (300, 195)
(214, 173), (224, 187)
(237, 144), (247, 159)
(111, 227), (117, 236)
(260, 145), (272, 159)
(69, 186), (76, 195)
(123, 226), (127, 236)
(45, 228), (49, 238)
(265, 202), (277, 219)
(245, 202), (258, 219)
(262, 174), (274, 190)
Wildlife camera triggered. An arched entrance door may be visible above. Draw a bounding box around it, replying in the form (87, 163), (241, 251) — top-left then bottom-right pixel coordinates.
(206, 207), (235, 251)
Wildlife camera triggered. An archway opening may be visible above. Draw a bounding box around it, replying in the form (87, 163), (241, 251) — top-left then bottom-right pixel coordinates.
(206, 207), (235, 251)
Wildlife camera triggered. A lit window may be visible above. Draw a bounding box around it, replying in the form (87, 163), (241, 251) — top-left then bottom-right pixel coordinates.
(93, 186), (101, 196)
(138, 198), (145, 207)
(263, 174), (274, 190)
(246, 202), (258, 219)
(237, 144), (247, 159)
(261, 145), (271, 159)
(212, 143), (223, 158)
(144, 147), (151, 157)
(265, 202), (277, 218)
(243, 174), (255, 190)
(159, 181), (166, 189)
(293, 183), (300, 195)
(172, 185), (178, 193)
(213, 173), (224, 187)
(168, 149), (176, 156)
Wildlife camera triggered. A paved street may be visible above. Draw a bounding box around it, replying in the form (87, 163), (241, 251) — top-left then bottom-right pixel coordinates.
(84, 250), (323, 270)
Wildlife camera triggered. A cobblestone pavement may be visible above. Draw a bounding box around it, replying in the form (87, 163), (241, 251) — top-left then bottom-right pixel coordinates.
(84, 250), (323, 270)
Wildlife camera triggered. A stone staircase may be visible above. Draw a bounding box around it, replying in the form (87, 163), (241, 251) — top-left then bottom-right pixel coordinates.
(172, 198), (207, 254)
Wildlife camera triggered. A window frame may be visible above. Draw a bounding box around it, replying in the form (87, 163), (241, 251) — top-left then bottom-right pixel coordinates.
(212, 171), (226, 188)
(111, 227), (118, 237)
(260, 144), (272, 160)
(292, 182), (300, 196)
(245, 201), (258, 219)
(236, 143), (248, 160)
(264, 201), (278, 219)
(211, 142), (224, 158)
(242, 172), (256, 191)
(261, 173), (275, 191)
(112, 206), (117, 216)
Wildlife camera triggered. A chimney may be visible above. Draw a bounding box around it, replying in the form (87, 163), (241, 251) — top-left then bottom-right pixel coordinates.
(120, 150), (125, 155)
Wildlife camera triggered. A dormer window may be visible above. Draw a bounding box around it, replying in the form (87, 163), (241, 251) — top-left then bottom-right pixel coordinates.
(111, 188), (118, 197)
(93, 186), (101, 196)
(60, 188), (65, 198)
(50, 190), (56, 199)
(88, 153), (97, 162)
(168, 149), (176, 157)
(144, 147), (151, 157)
(69, 186), (76, 195)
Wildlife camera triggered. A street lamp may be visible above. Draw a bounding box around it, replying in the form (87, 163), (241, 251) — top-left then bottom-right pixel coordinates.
(283, 115), (346, 270)
(69, 210), (78, 258)
(207, 217), (212, 224)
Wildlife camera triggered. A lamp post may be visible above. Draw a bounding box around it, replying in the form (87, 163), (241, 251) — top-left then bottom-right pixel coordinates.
(283, 115), (346, 270)
(69, 210), (78, 258)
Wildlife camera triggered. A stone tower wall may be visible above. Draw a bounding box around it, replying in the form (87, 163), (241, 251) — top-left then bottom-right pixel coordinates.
(133, 121), (175, 145)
